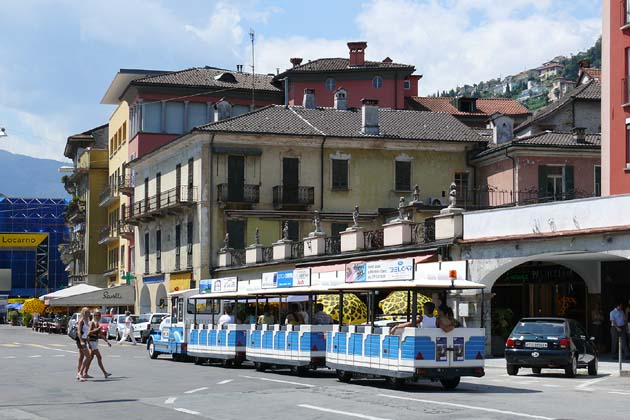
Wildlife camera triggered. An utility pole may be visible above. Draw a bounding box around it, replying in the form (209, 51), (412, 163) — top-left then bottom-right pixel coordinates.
(250, 29), (255, 111)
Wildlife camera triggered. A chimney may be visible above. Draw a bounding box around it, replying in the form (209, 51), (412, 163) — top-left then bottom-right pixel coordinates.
(489, 113), (514, 145)
(214, 98), (232, 121)
(303, 88), (315, 109)
(361, 98), (379, 135)
(334, 88), (347, 110)
(347, 41), (367, 66)
(573, 127), (586, 143)
(236, 64), (243, 72)
(578, 58), (591, 69)
(290, 57), (303, 67)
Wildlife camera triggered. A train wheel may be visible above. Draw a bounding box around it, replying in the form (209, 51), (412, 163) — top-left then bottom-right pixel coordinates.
(336, 369), (353, 383)
(291, 366), (308, 376)
(221, 359), (233, 368)
(194, 357), (204, 365)
(254, 362), (266, 372)
(440, 377), (461, 390)
(385, 376), (405, 389)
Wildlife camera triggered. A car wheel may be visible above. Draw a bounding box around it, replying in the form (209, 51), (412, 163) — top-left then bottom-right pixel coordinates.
(565, 355), (577, 378)
(507, 365), (519, 376)
(440, 377), (461, 390)
(588, 357), (598, 376)
(532, 367), (542, 374)
(337, 369), (353, 383)
(116, 331), (121, 341)
(148, 339), (158, 359)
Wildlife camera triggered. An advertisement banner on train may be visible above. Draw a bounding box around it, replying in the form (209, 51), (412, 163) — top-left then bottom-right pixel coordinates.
(262, 272), (278, 289)
(345, 261), (366, 283)
(365, 258), (414, 282)
(277, 271), (294, 288)
(293, 268), (311, 287)
(212, 277), (237, 293)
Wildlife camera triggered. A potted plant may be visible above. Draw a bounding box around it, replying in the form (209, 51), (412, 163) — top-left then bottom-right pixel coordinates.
(7, 310), (18, 326)
(491, 307), (514, 357)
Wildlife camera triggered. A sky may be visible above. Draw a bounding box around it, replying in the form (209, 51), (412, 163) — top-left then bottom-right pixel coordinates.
(0, 0), (602, 162)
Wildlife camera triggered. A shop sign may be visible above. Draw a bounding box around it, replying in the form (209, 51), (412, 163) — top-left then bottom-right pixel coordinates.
(211, 277), (237, 293)
(261, 272), (278, 289)
(293, 268), (311, 287)
(277, 271), (294, 288)
(143, 274), (165, 284)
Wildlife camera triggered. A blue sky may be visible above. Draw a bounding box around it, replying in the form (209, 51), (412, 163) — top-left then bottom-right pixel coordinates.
(0, 0), (601, 161)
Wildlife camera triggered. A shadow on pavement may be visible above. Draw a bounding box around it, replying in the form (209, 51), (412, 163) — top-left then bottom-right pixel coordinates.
(345, 379), (542, 394)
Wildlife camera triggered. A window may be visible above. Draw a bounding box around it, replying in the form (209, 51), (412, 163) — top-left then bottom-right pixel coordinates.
(403, 80), (411, 90)
(325, 77), (336, 91)
(454, 172), (470, 202)
(165, 102), (184, 134)
(372, 75), (383, 89)
(186, 221), (193, 269)
(625, 0), (630, 26)
(144, 233), (149, 274)
(142, 102), (162, 133)
(538, 165), (574, 201)
(156, 230), (162, 273)
(175, 224), (181, 270)
(284, 220), (300, 242)
(120, 245), (125, 270)
(331, 223), (348, 237)
(395, 161), (411, 191)
(594, 165), (601, 197)
(187, 102), (207, 130)
(227, 220), (245, 249)
(331, 159), (348, 190)
(626, 124), (630, 166)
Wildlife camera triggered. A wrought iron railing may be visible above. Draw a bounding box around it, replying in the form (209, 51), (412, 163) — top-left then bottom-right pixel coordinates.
(99, 185), (118, 206)
(217, 184), (260, 204)
(325, 236), (341, 254)
(364, 229), (384, 250)
(262, 246), (274, 262)
(130, 186), (198, 219)
(457, 187), (596, 210)
(231, 249), (246, 266)
(291, 242), (304, 259)
(98, 225), (118, 243)
(411, 219), (435, 245)
(272, 185), (315, 207)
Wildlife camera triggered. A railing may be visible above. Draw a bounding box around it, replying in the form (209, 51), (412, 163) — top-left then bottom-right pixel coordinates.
(118, 175), (134, 194)
(325, 236), (341, 254)
(69, 239), (85, 254)
(118, 221), (133, 237)
(217, 184), (260, 204)
(98, 225), (119, 243)
(364, 229), (384, 250)
(291, 242), (304, 259)
(130, 186), (198, 219)
(99, 185), (118, 206)
(231, 249), (246, 266)
(457, 187), (596, 210)
(411, 219), (435, 245)
(272, 185), (315, 208)
(262, 246), (274, 262)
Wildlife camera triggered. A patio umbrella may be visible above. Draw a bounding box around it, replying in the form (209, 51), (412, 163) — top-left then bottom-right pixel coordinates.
(22, 298), (45, 314)
(7, 303), (22, 310)
(317, 293), (367, 325)
(378, 291), (434, 317)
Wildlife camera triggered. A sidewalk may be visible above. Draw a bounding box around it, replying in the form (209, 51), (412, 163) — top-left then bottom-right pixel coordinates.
(485, 357), (629, 376)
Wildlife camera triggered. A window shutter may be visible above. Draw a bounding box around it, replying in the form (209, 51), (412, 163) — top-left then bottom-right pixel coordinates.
(564, 166), (574, 199)
(538, 166), (548, 199)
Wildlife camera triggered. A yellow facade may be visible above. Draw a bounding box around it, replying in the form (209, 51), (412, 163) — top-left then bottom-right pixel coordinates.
(83, 149), (109, 286)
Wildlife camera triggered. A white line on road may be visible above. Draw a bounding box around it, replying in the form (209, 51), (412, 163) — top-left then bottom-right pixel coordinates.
(108, 355), (121, 358)
(52, 354), (65, 357)
(575, 376), (609, 390)
(184, 387), (208, 394)
(174, 408), (201, 416)
(2, 356), (16, 359)
(164, 397), (177, 405)
(29, 355), (42, 358)
(609, 391), (630, 395)
(541, 384), (560, 388)
(378, 394), (554, 420)
(27, 344), (77, 354)
(240, 375), (315, 388)
(217, 379), (233, 385)
(298, 404), (392, 420)
(133, 356), (144, 359)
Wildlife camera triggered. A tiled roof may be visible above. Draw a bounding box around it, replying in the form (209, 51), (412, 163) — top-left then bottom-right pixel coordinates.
(515, 79), (600, 131)
(132, 67), (281, 92)
(196, 105), (484, 143)
(582, 68), (601, 80)
(473, 131), (600, 159)
(408, 97), (530, 117)
(276, 58), (413, 77)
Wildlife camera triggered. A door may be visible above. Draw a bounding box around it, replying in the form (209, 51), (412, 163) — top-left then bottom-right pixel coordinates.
(283, 158), (299, 204)
(228, 156), (245, 202)
(570, 320), (590, 365)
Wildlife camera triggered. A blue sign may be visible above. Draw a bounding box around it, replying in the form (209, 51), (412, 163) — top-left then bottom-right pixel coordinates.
(143, 274), (165, 284)
(199, 279), (212, 294)
(277, 271), (294, 288)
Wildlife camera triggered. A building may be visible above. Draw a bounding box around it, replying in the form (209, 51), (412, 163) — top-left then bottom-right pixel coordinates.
(407, 96), (531, 128)
(602, 1), (630, 194)
(275, 41), (421, 109)
(60, 125), (109, 287)
(126, 94), (484, 311)
(548, 78), (576, 102)
(0, 197), (69, 296)
(537, 60), (565, 80)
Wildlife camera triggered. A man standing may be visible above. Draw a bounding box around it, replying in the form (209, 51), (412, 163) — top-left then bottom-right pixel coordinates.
(610, 302), (628, 359)
(313, 303), (332, 325)
(118, 311), (137, 345)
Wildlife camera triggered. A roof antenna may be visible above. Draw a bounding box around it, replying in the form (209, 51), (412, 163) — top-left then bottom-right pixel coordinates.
(250, 29), (255, 111)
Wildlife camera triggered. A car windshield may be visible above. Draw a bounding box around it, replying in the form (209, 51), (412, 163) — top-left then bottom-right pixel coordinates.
(135, 315), (150, 323)
(151, 314), (167, 323)
(99, 318), (110, 324)
(513, 321), (565, 336)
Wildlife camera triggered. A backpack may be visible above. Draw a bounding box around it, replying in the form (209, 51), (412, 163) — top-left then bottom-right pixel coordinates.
(68, 323), (78, 340)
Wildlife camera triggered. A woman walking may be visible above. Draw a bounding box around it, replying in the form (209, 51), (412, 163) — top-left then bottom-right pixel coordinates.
(75, 307), (91, 381)
(83, 310), (112, 379)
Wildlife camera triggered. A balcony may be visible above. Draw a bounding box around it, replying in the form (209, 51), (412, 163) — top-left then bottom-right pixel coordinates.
(272, 185), (315, 209)
(127, 186), (198, 224)
(623, 78), (630, 107)
(217, 183), (260, 205)
(118, 220), (134, 240)
(99, 186), (119, 207)
(98, 225), (119, 245)
(118, 175), (134, 196)
(64, 199), (86, 224)
(69, 239), (85, 255)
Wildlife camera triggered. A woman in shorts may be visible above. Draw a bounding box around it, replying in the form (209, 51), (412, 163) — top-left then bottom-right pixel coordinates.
(75, 307), (91, 381)
(83, 310), (112, 378)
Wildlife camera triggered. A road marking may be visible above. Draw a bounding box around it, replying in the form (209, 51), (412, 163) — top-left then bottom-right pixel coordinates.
(378, 394), (554, 420)
(609, 391), (630, 395)
(240, 375), (314, 388)
(217, 379), (233, 385)
(49, 344), (67, 347)
(52, 354), (66, 357)
(0, 343), (19, 347)
(29, 355), (42, 358)
(541, 384), (560, 388)
(298, 404), (391, 420)
(133, 356), (144, 359)
(164, 397), (177, 405)
(184, 387), (208, 394)
(575, 376), (609, 389)
(2, 356), (16, 359)
(27, 344), (77, 354)
(108, 355), (121, 358)
(174, 408), (201, 416)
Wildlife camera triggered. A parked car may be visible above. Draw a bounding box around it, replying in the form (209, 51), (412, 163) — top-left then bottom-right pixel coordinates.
(134, 313), (169, 343)
(68, 312), (80, 331)
(98, 315), (112, 336)
(505, 317), (598, 378)
(107, 314), (137, 340)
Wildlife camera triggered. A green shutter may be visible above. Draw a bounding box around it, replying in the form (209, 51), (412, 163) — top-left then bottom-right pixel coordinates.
(564, 166), (574, 199)
(538, 166), (548, 199)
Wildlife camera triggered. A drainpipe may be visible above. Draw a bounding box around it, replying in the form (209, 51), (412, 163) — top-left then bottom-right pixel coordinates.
(209, 134), (216, 271)
(505, 147), (516, 204)
(284, 77), (289, 107)
(320, 136), (327, 211)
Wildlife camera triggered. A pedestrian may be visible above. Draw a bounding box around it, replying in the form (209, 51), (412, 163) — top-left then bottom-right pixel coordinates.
(75, 307), (91, 381)
(117, 310), (137, 345)
(610, 302), (628, 359)
(83, 310), (112, 378)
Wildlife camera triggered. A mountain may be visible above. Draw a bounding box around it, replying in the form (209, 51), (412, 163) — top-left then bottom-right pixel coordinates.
(0, 149), (69, 198)
(436, 37), (602, 111)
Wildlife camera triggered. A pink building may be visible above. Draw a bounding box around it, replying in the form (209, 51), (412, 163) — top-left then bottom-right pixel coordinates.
(275, 42), (421, 110)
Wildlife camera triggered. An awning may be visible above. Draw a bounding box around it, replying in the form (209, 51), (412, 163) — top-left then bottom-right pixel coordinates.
(47, 285), (135, 307)
(39, 284), (102, 301)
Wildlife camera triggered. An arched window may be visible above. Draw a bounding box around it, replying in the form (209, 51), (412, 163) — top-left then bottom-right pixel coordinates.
(372, 75), (383, 89)
(325, 77), (336, 91)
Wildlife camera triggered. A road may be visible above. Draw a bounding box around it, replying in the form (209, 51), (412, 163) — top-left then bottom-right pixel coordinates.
(1, 325), (629, 420)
